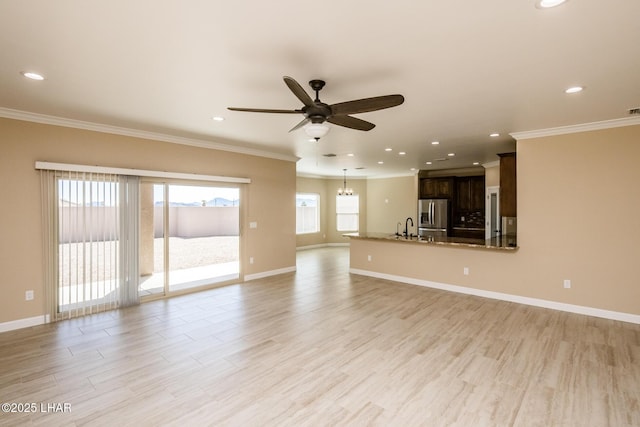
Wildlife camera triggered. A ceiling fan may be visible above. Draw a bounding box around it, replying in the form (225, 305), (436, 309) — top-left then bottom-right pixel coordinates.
(228, 76), (404, 139)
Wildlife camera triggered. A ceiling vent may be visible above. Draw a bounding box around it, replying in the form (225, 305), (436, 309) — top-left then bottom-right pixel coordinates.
(628, 107), (640, 115)
(323, 153), (337, 157)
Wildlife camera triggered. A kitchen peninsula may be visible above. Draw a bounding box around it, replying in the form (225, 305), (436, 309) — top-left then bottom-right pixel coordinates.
(344, 232), (518, 251)
(344, 231), (521, 319)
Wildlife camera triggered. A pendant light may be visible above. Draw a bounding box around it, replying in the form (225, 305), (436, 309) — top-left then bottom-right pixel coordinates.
(337, 169), (353, 196)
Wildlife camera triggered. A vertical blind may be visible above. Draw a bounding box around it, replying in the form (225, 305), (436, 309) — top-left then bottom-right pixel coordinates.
(40, 170), (140, 321)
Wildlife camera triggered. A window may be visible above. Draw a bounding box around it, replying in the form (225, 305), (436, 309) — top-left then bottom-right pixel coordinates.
(296, 193), (320, 234)
(336, 195), (359, 231)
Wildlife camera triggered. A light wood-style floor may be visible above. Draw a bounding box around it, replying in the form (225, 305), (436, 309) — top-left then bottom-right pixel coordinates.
(1, 247), (639, 426)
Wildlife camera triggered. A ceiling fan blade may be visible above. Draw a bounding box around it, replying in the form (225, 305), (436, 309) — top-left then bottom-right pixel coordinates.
(289, 117), (310, 132)
(227, 107), (302, 114)
(283, 76), (314, 107)
(327, 115), (376, 131)
(330, 94), (404, 116)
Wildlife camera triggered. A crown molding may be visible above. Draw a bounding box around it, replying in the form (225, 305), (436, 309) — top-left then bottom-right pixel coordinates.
(0, 107), (299, 163)
(366, 172), (417, 180)
(296, 171), (416, 180)
(511, 116), (640, 140)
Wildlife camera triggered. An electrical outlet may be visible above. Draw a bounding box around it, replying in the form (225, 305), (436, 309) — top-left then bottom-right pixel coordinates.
(367, 255), (372, 262)
(563, 279), (571, 289)
(463, 267), (469, 276)
(25, 290), (34, 301)
(249, 221), (258, 229)
(250, 257), (254, 264)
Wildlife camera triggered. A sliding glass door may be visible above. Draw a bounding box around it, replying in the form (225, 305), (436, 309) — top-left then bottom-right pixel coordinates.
(139, 182), (240, 298)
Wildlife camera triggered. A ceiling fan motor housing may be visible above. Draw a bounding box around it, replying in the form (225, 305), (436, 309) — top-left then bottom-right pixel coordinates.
(303, 103), (332, 123)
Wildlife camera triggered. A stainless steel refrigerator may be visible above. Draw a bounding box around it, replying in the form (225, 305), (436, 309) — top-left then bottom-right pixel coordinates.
(418, 199), (448, 238)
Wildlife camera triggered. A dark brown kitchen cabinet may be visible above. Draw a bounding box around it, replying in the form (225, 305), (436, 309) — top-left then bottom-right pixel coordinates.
(499, 152), (517, 217)
(419, 177), (454, 199)
(455, 176), (485, 211)
(470, 176), (485, 210)
(455, 178), (471, 210)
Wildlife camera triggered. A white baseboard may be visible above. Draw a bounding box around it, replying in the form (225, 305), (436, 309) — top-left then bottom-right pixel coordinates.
(244, 266), (296, 282)
(297, 243), (350, 250)
(0, 315), (48, 333)
(297, 244), (328, 250)
(350, 268), (640, 325)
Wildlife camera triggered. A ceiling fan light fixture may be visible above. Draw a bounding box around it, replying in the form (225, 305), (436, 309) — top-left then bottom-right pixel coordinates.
(304, 123), (330, 139)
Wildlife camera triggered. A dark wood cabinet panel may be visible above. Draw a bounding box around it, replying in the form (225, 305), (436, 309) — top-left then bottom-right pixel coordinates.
(455, 178), (471, 211)
(499, 152), (517, 217)
(419, 177), (453, 199)
(450, 228), (485, 240)
(470, 176), (485, 211)
(455, 176), (485, 212)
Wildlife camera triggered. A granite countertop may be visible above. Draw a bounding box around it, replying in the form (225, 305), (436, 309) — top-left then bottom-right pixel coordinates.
(343, 232), (518, 251)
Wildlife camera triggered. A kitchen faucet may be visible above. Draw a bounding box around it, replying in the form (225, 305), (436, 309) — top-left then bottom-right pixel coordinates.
(404, 217), (414, 238)
(396, 222), (403, 237)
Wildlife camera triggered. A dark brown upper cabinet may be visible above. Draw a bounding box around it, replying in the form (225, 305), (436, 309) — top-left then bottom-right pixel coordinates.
(455, 176), (485, 212)
(419, 177), (454, 199)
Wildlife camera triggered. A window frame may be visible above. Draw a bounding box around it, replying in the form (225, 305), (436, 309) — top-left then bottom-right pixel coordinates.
(336, 194), (359, 232)
(296, 192), (321, 235)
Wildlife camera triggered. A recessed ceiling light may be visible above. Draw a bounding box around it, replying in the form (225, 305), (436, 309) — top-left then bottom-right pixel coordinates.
(347, 153), (354, 157)
(536, 0), (568, 9)
(447, 153), (455, 157)
(399, 151), (406, 156)
(565, 86), (584, 94)
(384, 148), (392, 152)
(21, 71), (44, 80)
(377, 161), (384, 165)
(431, 141), (440, 145)
(473, 162), (480, 166)
(490, 133), (500, 137)
(212, 116), (224, 121)
(426, 161), (432, 165)
(410, 168), (416, 171)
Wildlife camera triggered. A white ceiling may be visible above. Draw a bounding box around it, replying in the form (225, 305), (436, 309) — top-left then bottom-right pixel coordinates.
(1, 1), (639, 178)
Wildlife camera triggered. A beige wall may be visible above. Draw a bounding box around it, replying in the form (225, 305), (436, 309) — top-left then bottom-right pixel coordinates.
(351, 124), (640, 315)
(366, 175), (418, 234)
(485, 164), (500, 188)
(0, 118), (296, 324)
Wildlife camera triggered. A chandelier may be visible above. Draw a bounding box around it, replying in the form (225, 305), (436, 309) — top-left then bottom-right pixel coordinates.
(337, 169), (353, 195)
